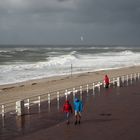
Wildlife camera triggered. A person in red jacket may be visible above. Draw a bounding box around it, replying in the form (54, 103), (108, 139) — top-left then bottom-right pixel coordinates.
(63, 100), (73, 124)
(104, 75), (110, 88)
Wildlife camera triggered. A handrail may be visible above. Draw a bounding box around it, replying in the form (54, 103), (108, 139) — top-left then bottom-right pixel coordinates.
(0, 72), (139, 116)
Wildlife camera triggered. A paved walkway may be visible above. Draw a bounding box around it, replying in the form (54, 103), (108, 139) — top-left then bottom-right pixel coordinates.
(1, 80), (140, 140)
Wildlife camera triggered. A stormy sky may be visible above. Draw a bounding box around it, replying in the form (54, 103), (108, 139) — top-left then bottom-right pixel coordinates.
(0, 0), (140, 45)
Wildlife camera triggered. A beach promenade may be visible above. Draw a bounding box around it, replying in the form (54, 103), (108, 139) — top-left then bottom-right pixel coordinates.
(1, 79), (140, 140)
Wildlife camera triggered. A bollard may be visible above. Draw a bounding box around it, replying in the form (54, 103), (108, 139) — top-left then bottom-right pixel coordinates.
(117, 77), (121, 87)
(1, 105), (5, 117)
(16, 100), (25, 116)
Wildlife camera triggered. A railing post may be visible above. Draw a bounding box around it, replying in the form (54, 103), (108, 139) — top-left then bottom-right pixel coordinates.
(126, 75), (129, 86)
(48, 94), (51, 105)
(130, 74), (133, 84)
(93, 83), (95, 95)
(117, 77), (121, 87)
(27, 99), (30, 110)
(57, 92), (59, 102)
(38, 96), (41, 107)
(56, 92), (60, 110)
(112, 78), (115, 86)
(16, 100), (25, 116)
(73, 88), (75, 100)
(134, 73), (137, 81)
(87, 84), (89, 94)
(98, 82), (101, 91)
(1, 105), (5, 117)
(138, 73), (140, 79)
(121, 76), (124, 84)
(80, 86), (82, 100)
(126, 75), (129, 82)
(80, 86), (82, 94)
(65, 90), (68, 100)
(38, 96), (41, 113)
(47, 94), (51, 111)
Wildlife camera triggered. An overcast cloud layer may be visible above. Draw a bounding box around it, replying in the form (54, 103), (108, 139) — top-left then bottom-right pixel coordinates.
(0, 0), (140, 45)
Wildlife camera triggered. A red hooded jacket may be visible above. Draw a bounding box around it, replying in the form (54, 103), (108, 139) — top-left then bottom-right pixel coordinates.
(104, 75), (109, 85)
(63, 100), (73, 113)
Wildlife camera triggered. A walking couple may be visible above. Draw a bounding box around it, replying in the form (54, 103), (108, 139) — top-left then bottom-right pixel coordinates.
(63, 98), (83, 125)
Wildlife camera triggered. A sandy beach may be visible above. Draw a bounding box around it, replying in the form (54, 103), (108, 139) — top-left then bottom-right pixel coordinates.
(0, 66), (140, 104)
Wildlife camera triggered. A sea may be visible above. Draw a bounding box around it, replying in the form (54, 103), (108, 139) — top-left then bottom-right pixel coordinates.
(0, 45), (140, 85)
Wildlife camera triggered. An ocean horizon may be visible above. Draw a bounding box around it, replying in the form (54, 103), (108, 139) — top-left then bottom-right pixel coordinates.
(0, 45), (140, 85)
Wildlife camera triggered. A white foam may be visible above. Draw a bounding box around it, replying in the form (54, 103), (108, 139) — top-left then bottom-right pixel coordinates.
(0, 49), (140, 85)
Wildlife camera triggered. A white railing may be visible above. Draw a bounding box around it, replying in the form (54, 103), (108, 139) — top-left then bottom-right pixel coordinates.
(0, 72), (139, 117)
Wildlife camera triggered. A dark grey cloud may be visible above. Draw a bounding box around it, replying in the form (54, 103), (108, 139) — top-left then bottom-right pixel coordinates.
(0, 0), (140, 45)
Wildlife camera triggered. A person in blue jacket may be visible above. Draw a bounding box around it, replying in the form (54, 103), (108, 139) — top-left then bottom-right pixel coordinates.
(74, 98), (83, 125)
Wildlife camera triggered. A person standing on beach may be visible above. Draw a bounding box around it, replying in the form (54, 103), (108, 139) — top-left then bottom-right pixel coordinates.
(74, 98), (83, 125)
(63, 100), (73, 124)
(104, 75), (110, 88)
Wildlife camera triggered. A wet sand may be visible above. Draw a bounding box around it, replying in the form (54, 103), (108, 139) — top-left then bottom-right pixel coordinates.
(0, 66), (140, 104)
(1, 77), (140, 140)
